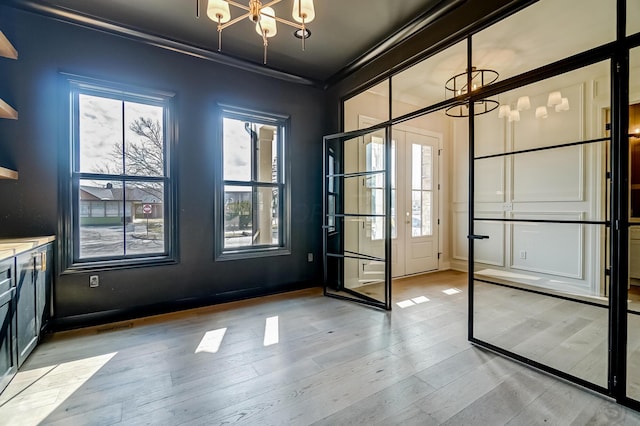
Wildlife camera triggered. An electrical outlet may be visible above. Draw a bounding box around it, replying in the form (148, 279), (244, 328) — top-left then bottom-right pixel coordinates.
(89, 275), (99, 288)
(307, 253), (313, 262)
(519, 250), (527, 260)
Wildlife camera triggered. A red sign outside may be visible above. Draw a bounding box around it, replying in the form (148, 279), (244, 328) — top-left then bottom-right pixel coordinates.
(142, 204), (153, 214)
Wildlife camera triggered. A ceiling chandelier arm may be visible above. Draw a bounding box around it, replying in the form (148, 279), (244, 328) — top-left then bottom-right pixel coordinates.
(261, 0), (284, 10)
(218, 11), (251, 31)
(269, 14), (304, 30)
(225, 0), (250, 11)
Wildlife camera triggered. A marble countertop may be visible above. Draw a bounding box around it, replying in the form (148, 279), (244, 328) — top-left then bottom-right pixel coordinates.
(0, 236), (55, 261)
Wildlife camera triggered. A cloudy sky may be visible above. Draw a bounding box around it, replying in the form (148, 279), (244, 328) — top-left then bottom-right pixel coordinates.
(78, 94), (163, 174)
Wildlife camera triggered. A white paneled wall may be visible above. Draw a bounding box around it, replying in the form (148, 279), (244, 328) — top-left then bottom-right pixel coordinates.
(451, 66), (609, 297)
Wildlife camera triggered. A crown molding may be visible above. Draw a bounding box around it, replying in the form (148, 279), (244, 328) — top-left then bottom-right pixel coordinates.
(323, 0), (468, 89)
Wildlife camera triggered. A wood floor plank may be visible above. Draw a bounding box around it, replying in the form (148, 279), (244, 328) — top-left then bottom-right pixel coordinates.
(311, 375), (436, 426)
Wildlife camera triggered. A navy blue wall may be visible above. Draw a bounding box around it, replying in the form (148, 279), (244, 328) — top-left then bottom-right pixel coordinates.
(0, 7), (325, 323)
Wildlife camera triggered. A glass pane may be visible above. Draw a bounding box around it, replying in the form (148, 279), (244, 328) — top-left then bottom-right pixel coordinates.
(256, 124), (278, 183)
(629, 0), (640, 36)
(332, 216), (386, 260)
(256, 187), (279, 245)
(629, 228), (640, 400)
(412, 144), (432, 191)
(124, 102), (164, 177)
(474, 60), (609, 222)
(344, 80), (389, 132)
(631, 48), (640, 222)
(223, 185), (279, 249)
(325, 255), (386, 305)
(391, 139), (397, 239)
(392, 41), (467, 119)
(78, 179), (124, 258)
(343, 130), (386, 175)
(476, 61), (610, 157)
(628, 46), (640, 402)
(224, 185), (253, 248)
(473, 223), (608, 388)
(473, 0), (615, 83)
(223, 117), (252, 181)
(125, 182), (165, 256)
(78, 94), (123, 174)
(342, 173), (385, 217)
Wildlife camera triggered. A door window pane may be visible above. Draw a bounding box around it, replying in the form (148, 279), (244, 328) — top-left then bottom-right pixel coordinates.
(411, 144), (433, 237)
(473, 223), (608, 388)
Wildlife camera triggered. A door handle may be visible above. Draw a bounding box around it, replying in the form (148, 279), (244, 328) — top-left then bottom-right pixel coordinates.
(468, 234), (490, 240)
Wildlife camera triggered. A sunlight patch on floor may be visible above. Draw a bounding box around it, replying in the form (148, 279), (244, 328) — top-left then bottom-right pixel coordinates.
(195, 328), (227, 354)
(264, 316), (279, 346)
(396, 296), (430, 308)
(443, 288), (462, 295)
(0, 352), (117, 425)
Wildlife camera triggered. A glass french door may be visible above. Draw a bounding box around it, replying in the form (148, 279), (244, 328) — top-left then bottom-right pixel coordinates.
(469, 61), (612, 393)
(323, 126), (392, 310)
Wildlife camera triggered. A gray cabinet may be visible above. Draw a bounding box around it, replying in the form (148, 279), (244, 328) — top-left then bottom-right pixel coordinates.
(0, 259), (16, 394)
(15, 244), (52, 367)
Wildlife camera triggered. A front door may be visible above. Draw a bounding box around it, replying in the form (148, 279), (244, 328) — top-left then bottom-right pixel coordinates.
(392, 128), (440, 277)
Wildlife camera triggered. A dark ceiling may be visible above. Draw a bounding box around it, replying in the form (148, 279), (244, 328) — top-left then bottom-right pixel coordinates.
(7, 0), (458, 84)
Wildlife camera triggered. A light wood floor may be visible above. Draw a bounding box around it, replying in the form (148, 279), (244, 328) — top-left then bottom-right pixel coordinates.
(2, 270), (640, 425)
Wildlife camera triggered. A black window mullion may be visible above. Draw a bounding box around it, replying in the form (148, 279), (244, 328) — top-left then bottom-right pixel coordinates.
(66, 77), (174, 268)
(219, 108), (289, 256)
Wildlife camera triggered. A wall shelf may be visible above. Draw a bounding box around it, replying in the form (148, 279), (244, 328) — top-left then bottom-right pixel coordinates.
(0, 31), (17, 60)
(0, 30), (18, 180)
(0, 166), (18, 180)
(0, 98), (17, 119)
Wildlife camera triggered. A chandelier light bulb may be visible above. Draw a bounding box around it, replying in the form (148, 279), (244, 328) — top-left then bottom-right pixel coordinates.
(516, 96), (530, 111)
(508, 110), (520, 122)
(256, 7), (278, 37)
(535, 106), (548, 119)
(547, 91), (562, 107)
(207, 0), (231, 23)
(555, 97), (570, 112)
(498, 105), (511, 118)
(293, 0), (316, 23)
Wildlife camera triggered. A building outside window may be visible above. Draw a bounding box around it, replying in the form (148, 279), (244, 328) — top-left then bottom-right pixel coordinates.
(217, 106), (288, 258)
(64, 76), (176, 268)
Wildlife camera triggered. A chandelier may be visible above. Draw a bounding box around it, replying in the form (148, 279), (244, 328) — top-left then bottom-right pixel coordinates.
(204, 0), (315, 64)
(444, 67), (499, 117)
